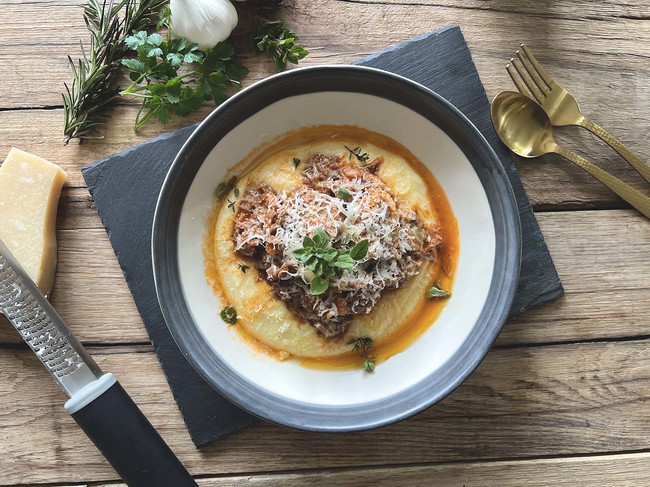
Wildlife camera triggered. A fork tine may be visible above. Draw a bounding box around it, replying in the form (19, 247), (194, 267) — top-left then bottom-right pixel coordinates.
(510, 58), (544, 103)
(506, 63), (529, 96)
(520, 44), (553, 86)
(516, 49), (549, 94)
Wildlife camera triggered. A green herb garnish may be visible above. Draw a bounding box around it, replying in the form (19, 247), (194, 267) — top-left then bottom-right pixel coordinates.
(293, 228), (368, 295)
(227, 199), (236, 213)
(215, 177), (236, 198)
(62, 0), (169, 143)
(293, 157), (301, 168)
(349, 240), (369, 261)
(252, 19), (309, 72)
(238, 264), (250, 273)
(220, 306), (237, 324)
(120, 33), (248, 130)
(337, 188), (350, 200)
(344, 146), (370, 163)
(426, 282), (451, 299)
(348, 337), (375, 372)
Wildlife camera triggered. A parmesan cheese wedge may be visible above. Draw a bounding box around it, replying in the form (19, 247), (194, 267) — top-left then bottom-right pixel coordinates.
(0, 148), (67, 296)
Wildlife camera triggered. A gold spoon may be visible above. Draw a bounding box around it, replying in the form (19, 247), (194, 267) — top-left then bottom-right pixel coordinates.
(491, 91), (650, 219)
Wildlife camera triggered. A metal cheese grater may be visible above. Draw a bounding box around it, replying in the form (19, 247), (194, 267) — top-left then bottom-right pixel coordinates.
(0, 238), (197, 487)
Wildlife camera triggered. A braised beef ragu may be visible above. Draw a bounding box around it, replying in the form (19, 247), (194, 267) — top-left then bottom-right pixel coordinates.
(232, 153), (442, 339)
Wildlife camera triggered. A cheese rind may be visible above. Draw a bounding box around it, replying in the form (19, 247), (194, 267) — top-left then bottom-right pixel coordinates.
(0, 148), (67, 296)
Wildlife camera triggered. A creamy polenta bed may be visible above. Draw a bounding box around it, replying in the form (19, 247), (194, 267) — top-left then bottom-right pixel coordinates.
(204, 125), (459, 370)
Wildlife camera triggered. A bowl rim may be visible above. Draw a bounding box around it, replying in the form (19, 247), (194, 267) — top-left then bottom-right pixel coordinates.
(152, 64), (522, 432)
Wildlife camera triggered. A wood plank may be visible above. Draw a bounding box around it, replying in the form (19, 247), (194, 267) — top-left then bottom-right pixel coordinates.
(58, 452), (650, 487)
(3, 2), (650, 207)
(2, 338), (650, 484)
(2, 209), (648, 346)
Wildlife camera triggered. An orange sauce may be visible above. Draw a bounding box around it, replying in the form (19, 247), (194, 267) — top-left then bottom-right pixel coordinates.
(203, 125), (459, 369)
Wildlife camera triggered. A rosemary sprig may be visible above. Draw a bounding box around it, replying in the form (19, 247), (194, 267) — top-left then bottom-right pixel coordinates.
(62, 0), (168, 144)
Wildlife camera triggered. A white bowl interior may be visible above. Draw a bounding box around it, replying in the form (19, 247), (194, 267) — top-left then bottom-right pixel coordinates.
(176, 92), (495, 406)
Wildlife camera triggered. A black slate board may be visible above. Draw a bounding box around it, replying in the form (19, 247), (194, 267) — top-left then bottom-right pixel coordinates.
(82, 25), (563, 448)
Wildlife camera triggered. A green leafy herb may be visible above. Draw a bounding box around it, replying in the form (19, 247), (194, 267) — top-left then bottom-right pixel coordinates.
(220, 306), (238, 324)
(227, 199), (236, 213)
(293, 228), (369, 295)
(63, 0), (169, 143)
(426, 282), (451, 299)
(293, 157), (301, 168)
(215, 177), (236, 198)
(344, 145), (370, 163)
(348, 337), (375, 372)
(252, 18), (309, 72)
(238, 263), (250, 273)
(349, 240), (369, 261)
(337, 188), (350, 200)
(310, 277), (329, 295)
(234, 188), (240, 197)
(120, 32), (248, 130)
(156, 4), (171, 30)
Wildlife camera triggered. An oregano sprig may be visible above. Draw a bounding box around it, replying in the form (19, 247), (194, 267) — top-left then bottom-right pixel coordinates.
(293, 228), (368, 295)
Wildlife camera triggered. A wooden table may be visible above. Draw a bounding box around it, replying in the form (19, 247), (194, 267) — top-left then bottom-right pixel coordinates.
(2, 1), (650, 485)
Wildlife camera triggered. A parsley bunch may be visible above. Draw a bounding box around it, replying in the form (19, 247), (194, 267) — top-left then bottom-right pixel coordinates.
(293, 229), (369, 295)
(252, 19), (309, 71)
(120, 31), (248, 130)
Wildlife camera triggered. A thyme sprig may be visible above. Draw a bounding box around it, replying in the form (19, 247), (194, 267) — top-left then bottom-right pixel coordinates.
(63, 0), (168, 143)
(348, 337), (375, 372)
(344, 145), (370, 163)
(252, 18), (309, 71)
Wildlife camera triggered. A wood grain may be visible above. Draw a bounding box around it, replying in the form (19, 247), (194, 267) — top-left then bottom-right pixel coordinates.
(2, 1), (650, 485)
(2, 338), (650, 485)
(2, 209), (648, 346)
(2, 1), (650, 208)
(56, 452), (650, 487)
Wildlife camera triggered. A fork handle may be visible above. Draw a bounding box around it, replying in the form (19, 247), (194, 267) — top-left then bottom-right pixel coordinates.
(578, 118), (650, 184)
(555, 146), (650, 219)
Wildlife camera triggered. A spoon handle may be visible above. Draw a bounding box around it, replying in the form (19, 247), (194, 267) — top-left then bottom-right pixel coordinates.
(555, 146), (650, 219)
(578, 117), (650, 185)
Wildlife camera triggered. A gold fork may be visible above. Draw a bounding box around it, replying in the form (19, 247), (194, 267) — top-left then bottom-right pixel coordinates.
(506, 44), (650, 184)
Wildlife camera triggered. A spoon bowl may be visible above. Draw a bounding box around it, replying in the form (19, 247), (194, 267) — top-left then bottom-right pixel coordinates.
(490, 90), (650, 220)
(491, 91), (557, 158)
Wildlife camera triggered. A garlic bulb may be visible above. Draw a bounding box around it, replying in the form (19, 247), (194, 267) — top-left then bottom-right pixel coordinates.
(170, 0), (239, 49)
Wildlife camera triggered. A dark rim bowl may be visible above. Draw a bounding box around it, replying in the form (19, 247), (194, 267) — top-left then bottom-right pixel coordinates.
(152, 65), (522, 432)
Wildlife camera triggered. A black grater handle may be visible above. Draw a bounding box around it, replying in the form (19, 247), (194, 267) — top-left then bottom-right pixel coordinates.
(69, 378), (197, 487)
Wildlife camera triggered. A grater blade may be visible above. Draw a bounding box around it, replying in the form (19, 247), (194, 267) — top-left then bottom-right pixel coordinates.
(0, 238), (102, 397)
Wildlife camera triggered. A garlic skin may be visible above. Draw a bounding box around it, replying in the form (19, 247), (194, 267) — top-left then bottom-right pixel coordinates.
(170, 0), (239, 49)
